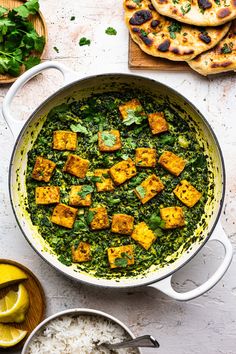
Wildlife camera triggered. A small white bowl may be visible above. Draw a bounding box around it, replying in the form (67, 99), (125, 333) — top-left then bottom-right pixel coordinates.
(22, 308), (142, 353)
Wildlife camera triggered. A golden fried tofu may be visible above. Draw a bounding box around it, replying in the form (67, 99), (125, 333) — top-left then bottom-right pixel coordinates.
(131, 222), (156, 250)
(35, 186), (60, 205)
(63, 154), (89, 178)
(173, 180), (202, 208)
(94, 169), (114, 192)
(98, 130), (122, 152)
(107, 245), (134, 269)
(119, 99), (146, 123)
(109, 158), (136, 185)
(135, 148), (157, 168)
(148, 112), (169, 135)
(135, 174), (164, 204)
(158, 151), (186, 176)
(69, 185), (92, 207)
(32, 156), (56, 182)
(111, 214), (134, 235)
(53, 130), (77, 151)
(51, 203), (78, 229)
(89, 207), (110, 230)
(160, 206), (185, 229)
(72, 242), (91, 262)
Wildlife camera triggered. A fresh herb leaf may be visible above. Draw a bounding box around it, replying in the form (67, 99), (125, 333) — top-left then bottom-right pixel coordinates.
(70, 16), (75, 21)
(123, 107), (146, 126)
(78, 185), (93, 199)
(221, 43), (233, 54)
(180, 2), (191, 14)
(107, 198), (121, 205)
(105, 27), (117, 35)
(24, 56), (40, 70)
(133, 0), (142, 4)
(0, 6), (8, 17)
(115, 257), (128, 267)
(168, 21), (182, 39)
(214, 0), (220, 4)
(121, 252), (133, 260)
(70, 123), (89, 134)
(79, 37), (91, 46)
(101, 131), (116, 147)
(136, 185), (146, 199)
(14, 0), (39, 17)
(87, 210), (95, 224)
(159, 134), (175, 145)
(148, 214), (166, 229)
(53, 46), (59, 53)
(74, 219), (88, 231)
(121, 154), (129, 160)
(140, 29), (148, 37)
(87, 176), (103, 183)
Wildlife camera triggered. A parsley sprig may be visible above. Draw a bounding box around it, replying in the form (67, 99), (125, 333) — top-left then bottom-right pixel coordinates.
(0, 0), (45, 76)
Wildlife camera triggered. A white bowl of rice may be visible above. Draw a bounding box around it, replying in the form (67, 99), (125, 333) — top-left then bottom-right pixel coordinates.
(22, 308), (142, 354)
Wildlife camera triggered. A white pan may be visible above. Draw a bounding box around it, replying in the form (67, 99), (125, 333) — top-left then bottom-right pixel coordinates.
(2, 61), (233, 301)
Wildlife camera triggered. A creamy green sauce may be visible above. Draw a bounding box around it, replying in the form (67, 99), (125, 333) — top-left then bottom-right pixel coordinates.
(26, 91), (210, 279)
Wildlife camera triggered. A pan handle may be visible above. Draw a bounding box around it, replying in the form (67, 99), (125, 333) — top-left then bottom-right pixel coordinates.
(2, 61), (78, 140)
(148, 223), (232, 301)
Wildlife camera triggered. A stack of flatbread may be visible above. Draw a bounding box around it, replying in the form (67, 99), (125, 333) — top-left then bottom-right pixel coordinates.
(124, 0), (236, 75)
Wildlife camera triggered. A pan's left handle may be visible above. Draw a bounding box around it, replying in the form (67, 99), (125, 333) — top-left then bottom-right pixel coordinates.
(148, 223), (232, 301)
(2, 61), (79, 140)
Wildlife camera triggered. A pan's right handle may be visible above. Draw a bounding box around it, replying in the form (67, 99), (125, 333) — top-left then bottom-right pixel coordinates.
(2, 61), (79, 140)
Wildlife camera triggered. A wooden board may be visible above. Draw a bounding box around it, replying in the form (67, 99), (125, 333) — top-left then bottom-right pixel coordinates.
(129, 36), (191, 71)
(0, 0), (47, 84)
(0, 259), (46, 351)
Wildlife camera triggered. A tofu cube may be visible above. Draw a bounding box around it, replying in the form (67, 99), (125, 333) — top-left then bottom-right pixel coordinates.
(148, 112), (168, 135)
(158, 151), (186, 176)
(135, 148), (157, 168)
(173, 180), (202, 208)
(131, 222), (156, 250)
(32, 156), (56, 182)
(72, 242), (91, 262)
(63, 154), (89, 178)
(107, 245), (134, 269)
(35, 186), (60, 204)
(69, 185), (92, 207)
(51, 203), (78, 229)
(89, 207), (110, 230)
(109, 158), (137, 185)
(94, 169), (114, 192)
(53, 130), (77, 151)
(98, 130), (122, 152)
(135, 174), (164, 204)
(119, 99), (146, 123)
(111, 214), (134, 235)
(160, 206), (185, 229)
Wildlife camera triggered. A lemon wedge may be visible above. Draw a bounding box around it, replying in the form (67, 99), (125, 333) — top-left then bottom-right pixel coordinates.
(0, 264), (27, 289)
(0, 284), (29, 323)
(0, 323), (27, 348)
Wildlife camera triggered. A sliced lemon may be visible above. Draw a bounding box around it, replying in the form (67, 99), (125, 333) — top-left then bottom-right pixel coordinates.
(0, 264), (27, 289)
(0, 323), (27, 348)
(0, 284), (29, 323)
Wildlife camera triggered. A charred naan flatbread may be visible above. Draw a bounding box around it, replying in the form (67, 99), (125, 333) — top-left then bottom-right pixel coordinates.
(124, 0), (231, 61)
(188, 20), (236, 74)
(151, 0), (236, 27)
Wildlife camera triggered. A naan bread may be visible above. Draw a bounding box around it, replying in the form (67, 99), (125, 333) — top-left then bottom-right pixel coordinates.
(188, 20), (236, 75)
(124, 0), (231, 61)
(151, 0), (236, 27)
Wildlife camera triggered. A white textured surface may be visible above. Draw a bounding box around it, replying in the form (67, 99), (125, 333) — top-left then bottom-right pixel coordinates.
(0, 0), (236, 353)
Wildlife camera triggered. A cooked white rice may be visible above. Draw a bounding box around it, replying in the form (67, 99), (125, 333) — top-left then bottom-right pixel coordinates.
(26, 314), (139, 354)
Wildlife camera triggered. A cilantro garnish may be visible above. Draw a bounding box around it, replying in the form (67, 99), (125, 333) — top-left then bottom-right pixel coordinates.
(123, 107), (146, 126)
(105, 27), (117, 35)
(221, 43), (233, 54)
(168, 21), (182, 39)
(148, 214), (166, 229)
(136, 185), (146, 199)
(140, 29), (148, 37)
(86, 210), (95, 224)
(180, 2), (191, 15)
(70, 16), (75, 21)
(70, 123), (89, 135)
(101, 132), (116, 147)
(114, 252), (132, 268)
(133, 0), (142, 4)
(0, 0), (45, 76)
(79, 37), (91, 46)
(78, 185), (93, 199)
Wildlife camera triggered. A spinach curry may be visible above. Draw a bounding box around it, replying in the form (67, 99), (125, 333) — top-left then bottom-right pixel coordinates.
(26, 91), (209, 279)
